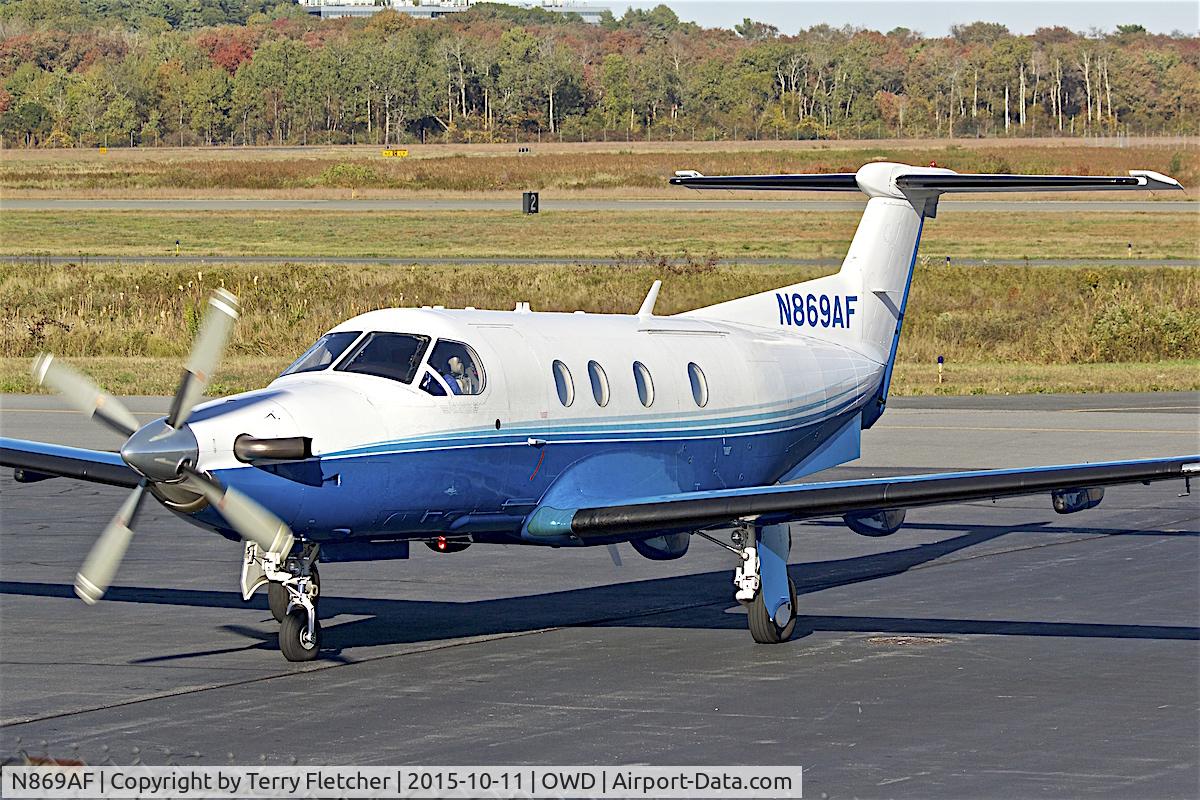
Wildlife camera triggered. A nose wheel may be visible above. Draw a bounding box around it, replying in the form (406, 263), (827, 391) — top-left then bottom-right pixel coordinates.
(280, 607), (322, 661)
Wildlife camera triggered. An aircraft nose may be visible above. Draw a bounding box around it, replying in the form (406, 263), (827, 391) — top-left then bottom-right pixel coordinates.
(120, 418), (199, 482)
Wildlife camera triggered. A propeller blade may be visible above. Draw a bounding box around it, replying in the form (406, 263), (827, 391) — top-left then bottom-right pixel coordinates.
(75, 481), (147, 604)
(182, 470), (294, 557)
(167, 289), (240, 429)
(32, 354), (139, 438)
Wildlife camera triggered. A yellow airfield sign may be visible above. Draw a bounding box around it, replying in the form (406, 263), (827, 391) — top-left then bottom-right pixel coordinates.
(381, 148), (409, 158)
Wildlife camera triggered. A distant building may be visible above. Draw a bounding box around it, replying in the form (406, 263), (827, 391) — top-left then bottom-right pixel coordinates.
(300, 0), (607, 23)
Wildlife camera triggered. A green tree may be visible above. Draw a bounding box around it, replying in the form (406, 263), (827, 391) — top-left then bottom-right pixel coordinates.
(600, 53), (633, 135)
(186, 66), (230, 144)
(102, 92), (137, 145)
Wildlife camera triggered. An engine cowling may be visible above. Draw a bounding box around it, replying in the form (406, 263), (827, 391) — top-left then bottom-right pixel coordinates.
(844, 508), (906, 537)
(630, 532), (690, 560)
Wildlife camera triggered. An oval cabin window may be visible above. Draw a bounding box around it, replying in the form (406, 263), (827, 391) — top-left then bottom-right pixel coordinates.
(633, 361), (654, 407)
(588, 360), (609, 407)
(552, 360), (574, 407)
(688, 362), (708, 407)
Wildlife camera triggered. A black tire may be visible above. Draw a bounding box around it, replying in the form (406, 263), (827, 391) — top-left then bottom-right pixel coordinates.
(279, 608), (321, 662)
(268, 564), (320, 622)
(748, 577), (798, 644)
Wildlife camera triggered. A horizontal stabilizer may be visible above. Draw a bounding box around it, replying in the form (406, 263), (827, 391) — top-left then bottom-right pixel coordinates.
(670, 171), (859, 191)
(896, 170), (1184, 193)
(671, 166), (1183, 196)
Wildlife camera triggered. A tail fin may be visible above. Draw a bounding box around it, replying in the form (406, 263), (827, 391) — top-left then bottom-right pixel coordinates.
(676, 162), (1182, 425)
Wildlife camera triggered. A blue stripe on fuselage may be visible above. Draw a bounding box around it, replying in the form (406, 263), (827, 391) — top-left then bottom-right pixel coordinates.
(322, 383), (868, 460)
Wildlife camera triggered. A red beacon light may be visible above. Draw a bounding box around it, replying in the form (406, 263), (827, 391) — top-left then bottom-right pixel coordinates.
(436, 535), (448, 551)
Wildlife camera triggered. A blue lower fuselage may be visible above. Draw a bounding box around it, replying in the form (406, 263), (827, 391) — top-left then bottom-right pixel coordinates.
(199, 389), (870, 547)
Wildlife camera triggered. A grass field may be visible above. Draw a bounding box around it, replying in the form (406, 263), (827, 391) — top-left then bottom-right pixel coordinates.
(3, 210), (1196, 261)
(3, 139), (1195, 396)
(2, 140), (1195, 195)
(1, 260), (1195, 395)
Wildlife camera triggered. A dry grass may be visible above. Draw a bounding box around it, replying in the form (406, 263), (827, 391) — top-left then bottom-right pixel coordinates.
(1, 261), (1195, 396)
(3, 210), (1196, 261)
(2, 141), (1195, 195)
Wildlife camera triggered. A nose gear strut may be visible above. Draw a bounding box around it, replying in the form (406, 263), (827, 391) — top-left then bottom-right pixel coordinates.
(242, 541), (322, 661)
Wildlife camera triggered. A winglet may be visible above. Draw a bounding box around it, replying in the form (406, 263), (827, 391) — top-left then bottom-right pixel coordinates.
(638, 280), (662, 317)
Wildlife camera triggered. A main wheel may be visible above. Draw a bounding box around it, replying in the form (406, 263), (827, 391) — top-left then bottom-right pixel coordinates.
(748, 577), (798, 644)
(268, 564), (320, 622)
(279, 608), (321, 662)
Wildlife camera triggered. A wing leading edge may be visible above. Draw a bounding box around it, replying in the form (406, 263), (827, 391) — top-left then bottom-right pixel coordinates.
(526, 455), (1199, 540)
(0, 437), (139, 488)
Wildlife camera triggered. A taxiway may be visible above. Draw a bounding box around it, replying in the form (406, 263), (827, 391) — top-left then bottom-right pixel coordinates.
(1, 393), (1197, 798)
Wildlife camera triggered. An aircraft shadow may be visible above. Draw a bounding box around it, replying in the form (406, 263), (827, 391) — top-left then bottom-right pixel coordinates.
(1, 519), (1196, 662)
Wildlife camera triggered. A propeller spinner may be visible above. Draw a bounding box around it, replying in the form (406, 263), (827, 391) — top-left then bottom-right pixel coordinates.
(33, 289), (297, 604)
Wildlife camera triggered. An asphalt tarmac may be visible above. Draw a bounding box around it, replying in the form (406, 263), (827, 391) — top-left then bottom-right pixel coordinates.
(1, 392), (1197, 799)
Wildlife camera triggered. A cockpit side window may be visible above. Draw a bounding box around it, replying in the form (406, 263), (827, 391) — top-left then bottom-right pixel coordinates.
(425, 340), (486, 396)
(334, 332), (430, 384)
(279, 331), (361, 377)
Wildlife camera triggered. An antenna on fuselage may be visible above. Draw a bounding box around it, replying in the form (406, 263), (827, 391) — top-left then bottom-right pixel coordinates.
(637, 280), (662, 317)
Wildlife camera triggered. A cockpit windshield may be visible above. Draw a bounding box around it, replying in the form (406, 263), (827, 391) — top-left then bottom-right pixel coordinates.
(334, 332), (430, 385)
(279, 331), (361, 377)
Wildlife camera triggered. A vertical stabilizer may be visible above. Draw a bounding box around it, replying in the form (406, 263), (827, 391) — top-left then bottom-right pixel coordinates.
(672, 161), (1182, 427)
(682, 163), (944, 424)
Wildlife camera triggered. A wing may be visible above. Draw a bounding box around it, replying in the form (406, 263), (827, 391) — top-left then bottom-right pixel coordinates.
(526, 455), (1199, 539)
(0, 436), (140, 488)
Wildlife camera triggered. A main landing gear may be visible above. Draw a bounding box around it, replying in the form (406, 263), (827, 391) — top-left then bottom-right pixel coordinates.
(243, 541), (322, 662)
(702, 520), (797, 643)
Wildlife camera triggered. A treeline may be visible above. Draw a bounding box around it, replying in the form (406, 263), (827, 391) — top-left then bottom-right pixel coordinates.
(0, 1), (1196, 147)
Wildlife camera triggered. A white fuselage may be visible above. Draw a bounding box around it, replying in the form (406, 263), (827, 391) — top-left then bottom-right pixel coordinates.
(185, 306), (884, 544)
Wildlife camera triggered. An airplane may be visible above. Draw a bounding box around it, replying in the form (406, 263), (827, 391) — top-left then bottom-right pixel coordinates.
(2, 161), (1196, 661)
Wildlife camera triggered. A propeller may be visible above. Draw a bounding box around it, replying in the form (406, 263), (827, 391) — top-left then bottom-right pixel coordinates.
(32, 354), (139, 438)
(34, 288), (298, 604)
(181, 468), (295, 557)
(168, 288), (239, 428)
(75, 481), (147, 604)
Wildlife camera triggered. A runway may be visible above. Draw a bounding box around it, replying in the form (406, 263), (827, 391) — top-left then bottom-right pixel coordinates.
(2, 198), (1195, 213)
(1, 393), (1197, 798)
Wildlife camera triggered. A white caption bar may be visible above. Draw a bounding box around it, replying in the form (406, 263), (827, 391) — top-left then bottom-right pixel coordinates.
(2, 766), (803, 799)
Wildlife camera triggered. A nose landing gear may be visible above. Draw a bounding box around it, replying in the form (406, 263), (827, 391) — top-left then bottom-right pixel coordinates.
(278, 587), (321, 662)
(243, 541), (323, 661)
(268, 563), (320, 623)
